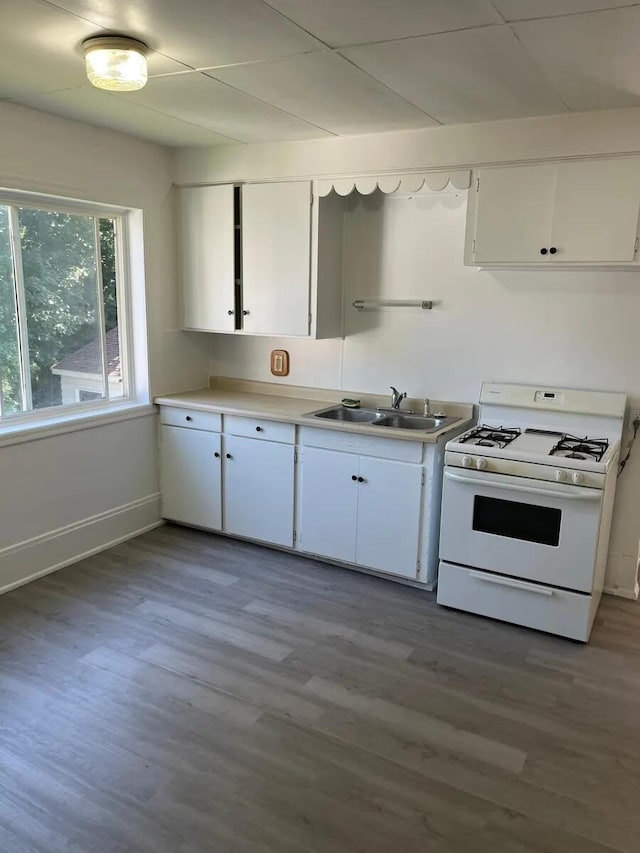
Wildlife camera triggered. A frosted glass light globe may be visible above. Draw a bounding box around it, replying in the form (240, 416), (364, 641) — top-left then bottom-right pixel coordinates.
(83, 37), (148, 92)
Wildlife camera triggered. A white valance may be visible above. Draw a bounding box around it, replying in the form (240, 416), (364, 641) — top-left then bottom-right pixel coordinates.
(315, 170), (472, 197)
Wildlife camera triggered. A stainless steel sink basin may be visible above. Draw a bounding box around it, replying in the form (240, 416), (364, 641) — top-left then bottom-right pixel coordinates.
(306, 404), (457, 433)
(310, 405), (382, 423)
(374, 414), (457, 432)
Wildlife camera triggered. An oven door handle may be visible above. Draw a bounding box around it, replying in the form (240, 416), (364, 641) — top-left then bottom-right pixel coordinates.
(444, 469), (601, 501)
(469, 571), (554, 596)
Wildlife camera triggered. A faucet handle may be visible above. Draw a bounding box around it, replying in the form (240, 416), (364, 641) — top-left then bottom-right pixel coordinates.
(423, 398), (431, 416)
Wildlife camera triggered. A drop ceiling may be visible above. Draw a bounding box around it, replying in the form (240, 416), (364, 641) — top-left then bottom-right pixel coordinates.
(3, 0), (640, 147)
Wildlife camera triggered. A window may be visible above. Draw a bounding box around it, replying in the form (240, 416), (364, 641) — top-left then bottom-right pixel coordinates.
(77, 390), (104, 402)
(0, 198), (129, 421)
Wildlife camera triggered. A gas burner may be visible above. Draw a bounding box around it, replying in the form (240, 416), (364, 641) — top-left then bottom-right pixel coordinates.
(459, 425), (521, 449)
(550, 434), (609, 463)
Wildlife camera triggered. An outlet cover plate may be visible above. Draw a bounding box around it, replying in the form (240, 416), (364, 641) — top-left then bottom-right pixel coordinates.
(270, 349), (289, 377)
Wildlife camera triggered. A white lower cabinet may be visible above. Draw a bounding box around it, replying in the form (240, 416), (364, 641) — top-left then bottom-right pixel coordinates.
(223, 434), (295, 547)
(299, 446), (424, 579)
(160, 424), (222, 530)
(299, 447), (358, 564)
(355, 456), (423, 579)
(159, 407), (435, 585)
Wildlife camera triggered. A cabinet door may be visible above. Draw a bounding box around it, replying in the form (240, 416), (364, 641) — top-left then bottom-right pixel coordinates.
(160, 425), (222, 530)
(355, 458), (423, 579)
(473, 165), (556, 264)
(551, 159), (640, 263)
(223, 435), (295, 547)
(178, 185), (235, 332)
(241, 181), (312, 336)
(299, 447), (358, 564)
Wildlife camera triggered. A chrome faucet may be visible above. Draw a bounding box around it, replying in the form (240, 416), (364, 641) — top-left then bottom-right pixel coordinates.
(390, 386), (407, 409)
(423, 398), (431, 416)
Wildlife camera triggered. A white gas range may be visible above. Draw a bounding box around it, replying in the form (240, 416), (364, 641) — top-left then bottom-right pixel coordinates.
(437, 382), (627, 642)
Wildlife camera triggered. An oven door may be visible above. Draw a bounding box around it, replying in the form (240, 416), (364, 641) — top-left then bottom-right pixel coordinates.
(440, 468), (602, 592)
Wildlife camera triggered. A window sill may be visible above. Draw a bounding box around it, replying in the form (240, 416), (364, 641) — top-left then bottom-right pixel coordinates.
(0, 402), (157, 449)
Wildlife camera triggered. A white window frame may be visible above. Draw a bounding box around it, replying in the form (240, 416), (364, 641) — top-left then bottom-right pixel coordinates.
(0, 188), (147, 431)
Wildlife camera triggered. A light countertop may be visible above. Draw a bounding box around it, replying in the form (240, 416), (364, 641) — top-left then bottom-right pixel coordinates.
(155, 379), (474, 444)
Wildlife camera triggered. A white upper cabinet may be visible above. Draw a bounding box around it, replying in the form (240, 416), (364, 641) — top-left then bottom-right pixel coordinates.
(551, 160), (640, 263)
(178, 180), (341, 338)
(472, 164), (556, 264)
(178, 184), (235, 332)
(468, 157), (640, 267)
(241, 181), (312, 336)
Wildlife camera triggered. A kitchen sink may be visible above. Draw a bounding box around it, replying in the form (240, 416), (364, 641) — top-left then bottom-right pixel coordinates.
(310, 405), (382, 423)
(374, 413), (457, 432)
(306, 405), (457, 432)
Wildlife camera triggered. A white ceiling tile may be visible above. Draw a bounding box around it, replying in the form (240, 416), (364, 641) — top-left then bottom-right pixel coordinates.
(492, 1), (634, 21)
(0, 0), (190, 100)
(514, 7), (640, 111)
(211, 52), (436, 135)
(47, 0), (322, 69)
(262, 0), (502, 47)
(125, 72), (333, 143)
(0, 0), (96, 98)
(15, 86), (235, 146)
(342, 26), (567, 124)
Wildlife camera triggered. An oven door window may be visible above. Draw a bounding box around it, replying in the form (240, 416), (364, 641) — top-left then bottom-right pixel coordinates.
(472, 495), (561, 547)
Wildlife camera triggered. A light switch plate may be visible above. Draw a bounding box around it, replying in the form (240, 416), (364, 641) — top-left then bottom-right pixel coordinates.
(270, 349), (289, 377)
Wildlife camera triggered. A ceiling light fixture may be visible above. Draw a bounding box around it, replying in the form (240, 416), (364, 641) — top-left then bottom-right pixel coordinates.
(82, 36), (148, 92)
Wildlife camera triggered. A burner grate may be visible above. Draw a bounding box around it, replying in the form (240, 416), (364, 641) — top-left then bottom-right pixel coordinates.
(550, 434), (609, 462)
(459, 424), (521, 449)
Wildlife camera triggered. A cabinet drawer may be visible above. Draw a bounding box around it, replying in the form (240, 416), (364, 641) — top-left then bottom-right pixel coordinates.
(437, 561), (593, 642)
(299, 426), (422, 463)
(224, 414), (295, 444)
(160, 407), (222, 433)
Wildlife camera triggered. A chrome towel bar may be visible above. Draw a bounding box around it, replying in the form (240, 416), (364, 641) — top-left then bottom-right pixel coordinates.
(352, 298), (433, 310)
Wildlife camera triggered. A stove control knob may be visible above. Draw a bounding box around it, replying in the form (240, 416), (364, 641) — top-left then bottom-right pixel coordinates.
(475, 458), (488, 470)
(554, 470), (567, 482)
(462, 455), (473, 468)
(572, 471), (585, 485)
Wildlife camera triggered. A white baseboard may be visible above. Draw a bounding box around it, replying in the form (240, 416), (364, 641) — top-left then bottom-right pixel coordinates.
(603, 584), (640, 600)
(0, 493), (163, 595)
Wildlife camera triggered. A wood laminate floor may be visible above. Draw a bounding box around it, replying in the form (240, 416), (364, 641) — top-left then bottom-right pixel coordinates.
(1, 525), (640, 852)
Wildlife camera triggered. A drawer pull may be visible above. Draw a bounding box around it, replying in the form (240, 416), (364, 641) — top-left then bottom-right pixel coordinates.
(469, 571), (554, 596)
(226, 453), (232, 460)
(255, 426), (262, 432)
(185, 415), (192, 422)
(214, 452), (220, 459)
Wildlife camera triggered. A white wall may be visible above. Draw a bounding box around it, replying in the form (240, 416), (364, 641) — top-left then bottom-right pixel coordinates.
(0, 101), (211, 592)
(174, 106), (640, 185)
(175, 107), (640, 597)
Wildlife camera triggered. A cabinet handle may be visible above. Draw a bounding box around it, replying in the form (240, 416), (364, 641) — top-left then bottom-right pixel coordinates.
(228, 309), (234, 316)
(226, 453), (232, 460)
(185, 415), (192, 422)
(351, 475), (357, 481)
(358, 476), (365, 483)
(540, 247), (548, 255)
(255, 426), (262, 432)
(242, 310), (250, 316)
(549, 246), (557, 255)
(214, 452), (220, 458)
